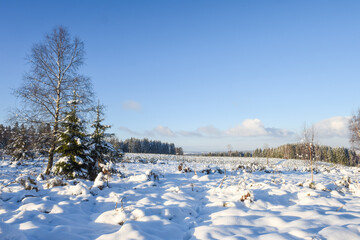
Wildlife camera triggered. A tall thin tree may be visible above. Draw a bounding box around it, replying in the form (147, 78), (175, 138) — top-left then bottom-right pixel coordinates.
(14, 26), (94, 174)
(349, 109), (360, 152)
(90, 102), (121, 176)
(302, 124), (316, 183)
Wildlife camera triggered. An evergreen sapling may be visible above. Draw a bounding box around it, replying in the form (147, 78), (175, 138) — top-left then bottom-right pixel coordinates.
(53, 97), (95, 179)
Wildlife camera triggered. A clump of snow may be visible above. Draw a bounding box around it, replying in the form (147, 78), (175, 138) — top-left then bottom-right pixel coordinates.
(45, 177), (66, 189)
(16, 175), (38, 191)
(198, 175), (211, 182)
(128, 174), (148, 182)
(349, 182), (360, 196)
(93, 172), (107, 190)
(56, 181), (90, 197)
(315, 182), (328, 191)
(297, 189), (319, 199)
(167, 186), (181, 193)
(299, 179), (316, 189)
(336, 175), (351, 188)
(71, 181), (90, 196)
(130, 208), (145, 220)
(99, 162), (120, 175)
(145, 169), (160, 182)
(95, 209), (127, 225)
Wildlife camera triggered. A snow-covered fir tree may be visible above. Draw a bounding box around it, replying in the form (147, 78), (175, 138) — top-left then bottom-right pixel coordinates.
(53, 96), (96, 180)
(0, 124), (11, 154)
(6, 123), (33, 163)
(90, 103), (121, 172)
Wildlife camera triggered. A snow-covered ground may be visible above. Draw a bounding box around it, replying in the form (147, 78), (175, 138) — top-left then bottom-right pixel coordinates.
(1, 154), (360, 240)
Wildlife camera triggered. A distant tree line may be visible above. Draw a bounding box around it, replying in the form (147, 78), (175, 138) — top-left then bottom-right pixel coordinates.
(203, 151), (252, 157)
(0, 123), (185, 160)
(253, 143), (359, 166)
(107, 137), (183, 155)
(200, 143), (359, 167)
(0, 122), (52, 160)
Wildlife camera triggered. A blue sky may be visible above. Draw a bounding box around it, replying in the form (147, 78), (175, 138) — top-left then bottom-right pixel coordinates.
(1, 1), (360, 151)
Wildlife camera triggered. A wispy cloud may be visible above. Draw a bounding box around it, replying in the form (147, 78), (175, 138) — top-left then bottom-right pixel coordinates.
(119, 119), (293, 139)
(314, 116), (350, 138)
(122, 100), (142, 111)
(154, 125), (176, 137)
(119, 125), (176, 137)
(197, 125), (223, 136)
(266, 127), (293, 137)
(178, 130), (203, 137)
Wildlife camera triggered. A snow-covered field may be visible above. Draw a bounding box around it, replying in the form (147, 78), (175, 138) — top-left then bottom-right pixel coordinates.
(1, 153), (360, 240)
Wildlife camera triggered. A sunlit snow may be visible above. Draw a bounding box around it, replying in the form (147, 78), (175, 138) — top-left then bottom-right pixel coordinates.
(1, 153), (360, 239)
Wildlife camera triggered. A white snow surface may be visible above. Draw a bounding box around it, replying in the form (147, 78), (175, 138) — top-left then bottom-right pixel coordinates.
(1, 153), (360, 239)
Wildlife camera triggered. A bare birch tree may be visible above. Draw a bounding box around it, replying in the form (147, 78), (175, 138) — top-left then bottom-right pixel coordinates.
(14, 26), (94, 174)
(349, 109), (360, 151)
(227, 144), (233, 157)
(302, 124), (316, 183)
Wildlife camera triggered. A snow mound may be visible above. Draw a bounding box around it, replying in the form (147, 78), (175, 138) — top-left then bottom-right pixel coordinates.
(128, 174), (148, 182)
(349, 183), (360, 196)
(57, 181), (90, 196)
(2, 154), (360, 239)
(93, 172), (107, 190)
(95, 209), (127, 225)
(198, 175), (211, 181)
(46, 177), (66, 188)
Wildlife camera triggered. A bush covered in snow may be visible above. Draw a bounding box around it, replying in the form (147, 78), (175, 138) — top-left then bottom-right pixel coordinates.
(16, 175), (38, 191)
(45, 177), (66, 189)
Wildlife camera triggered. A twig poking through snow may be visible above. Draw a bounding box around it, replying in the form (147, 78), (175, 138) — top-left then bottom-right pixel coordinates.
(337, 205), (344, 211)
(121, 197), (125, 211)
(115, 196), (126, 211)
(219, 176), (226, 188)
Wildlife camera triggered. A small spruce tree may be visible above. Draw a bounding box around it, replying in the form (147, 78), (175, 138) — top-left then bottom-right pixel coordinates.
(90, 103), (121, 173)
(53, 96), (95, 179)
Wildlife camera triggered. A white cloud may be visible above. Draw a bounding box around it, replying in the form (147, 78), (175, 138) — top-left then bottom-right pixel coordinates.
(154, 125), (176, 137)
(122, 100), (141, 111)
(314, 116), (350, 138)
(119, 119), (293, 139)
(226, 119), (268, 137)
(120, 125), (176, 137)
(226, 119), (293, 137)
